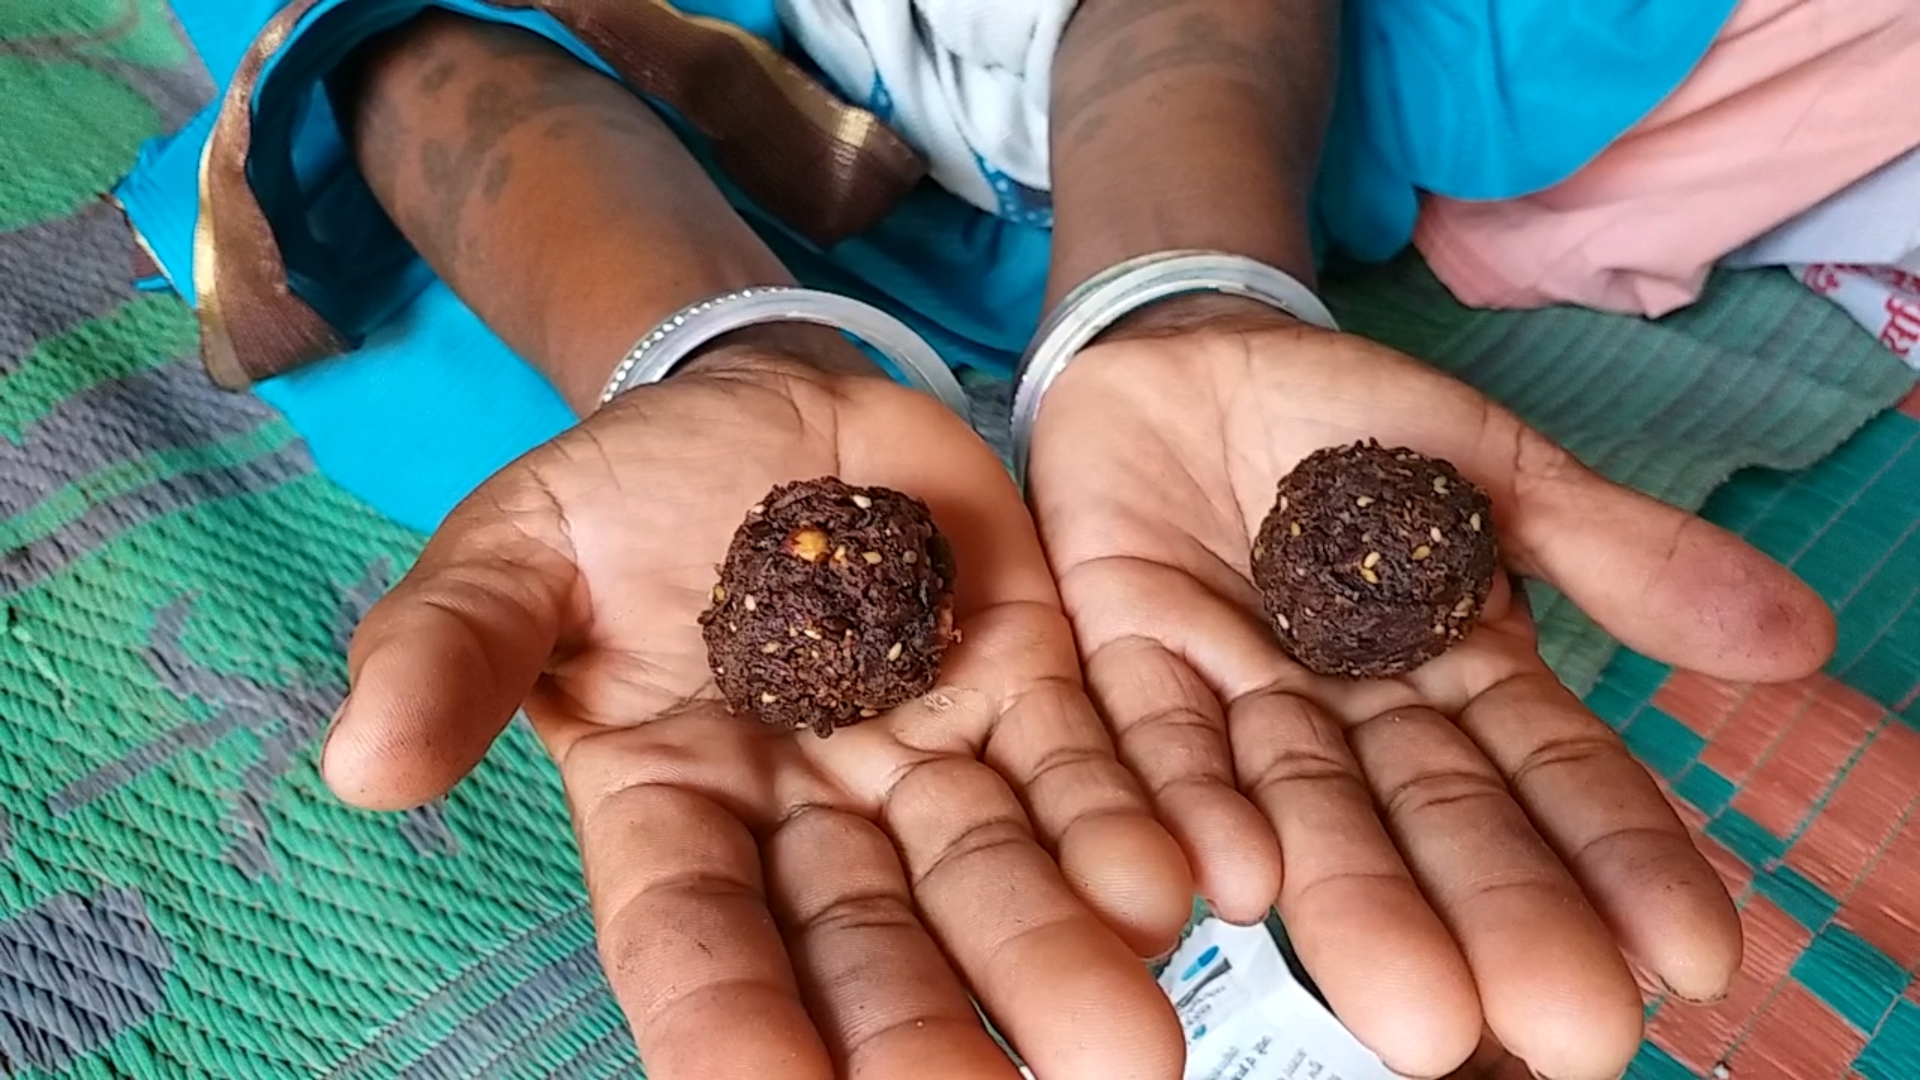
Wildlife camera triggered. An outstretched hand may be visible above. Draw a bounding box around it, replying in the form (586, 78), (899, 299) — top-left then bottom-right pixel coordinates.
(1025, 304), (1835, 1080)
(324, 350), (1196, 1080)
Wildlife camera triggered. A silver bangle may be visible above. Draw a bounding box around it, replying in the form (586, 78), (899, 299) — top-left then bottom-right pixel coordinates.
(598, 286), (971, 422)
(1009, 251), (1339, 482)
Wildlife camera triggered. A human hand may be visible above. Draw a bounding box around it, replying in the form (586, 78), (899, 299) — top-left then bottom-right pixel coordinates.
(323, 348), (1196, 1079)
(1024, 301), (1835, 1080)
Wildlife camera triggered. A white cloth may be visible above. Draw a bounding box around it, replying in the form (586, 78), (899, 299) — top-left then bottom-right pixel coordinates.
(1727, 147), (1920, 273)
(775, 0), (1077, 225)
(1725, 147), (1920, 368)
(1795, 265), (1920, 370)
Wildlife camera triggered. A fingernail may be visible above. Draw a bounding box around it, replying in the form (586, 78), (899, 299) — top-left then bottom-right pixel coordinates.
(1660, 977), (1730, 1006)
(320, 699), (348, 759)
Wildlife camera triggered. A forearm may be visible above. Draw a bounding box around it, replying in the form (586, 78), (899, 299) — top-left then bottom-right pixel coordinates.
(340, 12), (866, 413)
(1047, 0), (1336, 308)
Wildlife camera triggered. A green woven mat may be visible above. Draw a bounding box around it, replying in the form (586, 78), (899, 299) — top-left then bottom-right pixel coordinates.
(1584, 400), (1920, 1080)
(2, 1), (1916, 1076)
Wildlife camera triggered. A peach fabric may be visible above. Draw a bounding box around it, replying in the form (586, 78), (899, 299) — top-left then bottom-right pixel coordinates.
(1413, 0), (1920, 317)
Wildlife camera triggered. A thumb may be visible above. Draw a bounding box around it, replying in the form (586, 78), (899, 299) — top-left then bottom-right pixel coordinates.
(1499, 427), (1835, 683)
(324, 487), (579, 811)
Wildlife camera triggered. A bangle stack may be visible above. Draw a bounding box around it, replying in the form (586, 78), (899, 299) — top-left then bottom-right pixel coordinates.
(597, 285), (972, 422)
(1008, 251), (1339, 484)
(598, 253), (1333, 487)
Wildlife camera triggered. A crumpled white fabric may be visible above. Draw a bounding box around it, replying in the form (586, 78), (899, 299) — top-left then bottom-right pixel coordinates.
(1793, 265), (1920, 371)
(1727, 148), (1920, 275)
(1725, 147), (1920, 368)
(775, 0), (1079, 225)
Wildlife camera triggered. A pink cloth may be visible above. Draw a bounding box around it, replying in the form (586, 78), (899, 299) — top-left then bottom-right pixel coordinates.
(1414, 0), (1920, 317)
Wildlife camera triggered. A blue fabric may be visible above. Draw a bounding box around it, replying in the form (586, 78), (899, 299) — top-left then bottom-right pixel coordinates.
(1318, 0), (1739, 261)
(118, 0), (1737, 533)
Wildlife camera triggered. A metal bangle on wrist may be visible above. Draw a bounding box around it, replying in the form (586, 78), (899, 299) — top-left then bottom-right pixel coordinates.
(1008, 251), (1340, 483)
(597, 286), (971, 422)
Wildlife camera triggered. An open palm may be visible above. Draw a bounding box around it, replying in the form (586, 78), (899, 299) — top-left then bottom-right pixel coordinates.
(1026, 317), (1836, 1080)
(323, 354), (1194, 1080)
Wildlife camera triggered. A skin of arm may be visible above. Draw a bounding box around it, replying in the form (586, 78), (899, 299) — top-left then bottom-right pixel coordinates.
(338, 11), (873, 414)
(1046, 0), (1338, 332)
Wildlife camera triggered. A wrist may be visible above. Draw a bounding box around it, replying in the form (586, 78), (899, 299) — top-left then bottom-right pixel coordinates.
(1045, 0), (1333, 308)
(678, 323), (881, 382)
(1098, 292), (1303, 346)
(1011, 252), (1336, 481)
(538, 268), (821, 413)
(594, 289), (972, 417)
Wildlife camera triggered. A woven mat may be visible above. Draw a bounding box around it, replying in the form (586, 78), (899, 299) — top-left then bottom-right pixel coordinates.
(3, 2), (1918, 1077)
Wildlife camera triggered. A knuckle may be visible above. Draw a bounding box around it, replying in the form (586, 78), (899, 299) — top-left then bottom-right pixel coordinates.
(1507, 730), (1630, 792)
(1375, 766), (1507, 821)
(884, 758), (1034, 887)
(1231, 692), (1362, 796)
(1244, 745), (1360, 799)
(917, 813), (1032, 886)
(795, 890), (916, 938)
(1024, 741), (1122, 792)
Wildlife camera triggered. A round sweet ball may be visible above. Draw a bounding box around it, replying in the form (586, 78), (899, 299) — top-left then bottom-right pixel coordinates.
(1251, 441), (1497, 679)
(701, 477), (957, 737)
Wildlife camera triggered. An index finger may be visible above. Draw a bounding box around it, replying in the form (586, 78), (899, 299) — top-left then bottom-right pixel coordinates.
(1456, 671), (1741, 1001)
(883, 757), (1186, 1080)
(1502, 436), (1832, 683)
(1348, 706), (1644, 1079)
(765, 806), (1021, 1080)
(1439, 403), (1832, 684)
(839, 385), (1197, 955)
(579, 782), (832, 1080)
(971, 599), (1198, 957)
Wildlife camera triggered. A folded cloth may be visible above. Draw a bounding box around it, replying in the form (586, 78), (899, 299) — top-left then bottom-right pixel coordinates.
(1723, 147), (1920, 366)
(776, 0), (1072, 227)
(779, 0), (1746, 257)
(1787, 266), (1920, 370)
(120, 0), (1738, 531)
(1414, 0), (1920, 318)
(1728, 148), (1920, 274)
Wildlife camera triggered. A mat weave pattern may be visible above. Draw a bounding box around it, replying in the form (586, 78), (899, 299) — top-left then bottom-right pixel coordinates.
(2, 2), (1917, 1077)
